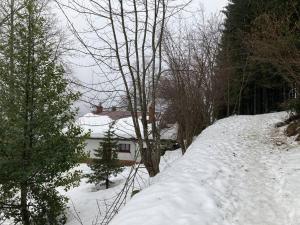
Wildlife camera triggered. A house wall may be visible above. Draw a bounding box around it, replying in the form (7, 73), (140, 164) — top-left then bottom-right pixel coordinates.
(84, 139), (141, 162)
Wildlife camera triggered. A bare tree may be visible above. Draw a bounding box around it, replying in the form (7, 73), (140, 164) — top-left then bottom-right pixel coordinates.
(160, 12), (222, 153)
(55, 0), (191, 176)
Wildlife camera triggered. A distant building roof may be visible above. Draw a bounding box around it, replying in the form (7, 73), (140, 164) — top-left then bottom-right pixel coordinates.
(95, 110), (133, 120)
(77, 113), (137, 139)
(77, 112), (177, 140)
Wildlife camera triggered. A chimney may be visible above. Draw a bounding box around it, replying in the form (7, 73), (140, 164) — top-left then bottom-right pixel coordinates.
(93, 103), (103, 114)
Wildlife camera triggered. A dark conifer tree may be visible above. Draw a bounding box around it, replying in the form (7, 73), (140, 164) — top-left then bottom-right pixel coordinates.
(216, 0), (291, 117)
(0, 1), (86, 224)
(87, 123), (123, 189)
(247, 0), (300, 114)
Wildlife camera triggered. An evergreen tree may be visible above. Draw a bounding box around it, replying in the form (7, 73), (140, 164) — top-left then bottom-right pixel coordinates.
(87, 123), (123, 189)
(0, 1), (86, 224)
(247, 0), (300, 114)
(216, 0), (291, 117)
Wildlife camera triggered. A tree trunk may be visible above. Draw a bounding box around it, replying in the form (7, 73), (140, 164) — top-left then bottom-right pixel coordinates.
(9, 0), (15, 78)
(142, 147), (160, 177)
(263, 88), (268, 113)
(254, 84), (257, 114)
(227, 76), (230, 116)
(20, 184), (30, 225)
(105, 177), (109, 189)
(179, 135), (186, 155)
(144, 161), (159, 177)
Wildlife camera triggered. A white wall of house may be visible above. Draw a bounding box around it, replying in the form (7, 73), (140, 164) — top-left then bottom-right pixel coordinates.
(84, 139), (141, 162)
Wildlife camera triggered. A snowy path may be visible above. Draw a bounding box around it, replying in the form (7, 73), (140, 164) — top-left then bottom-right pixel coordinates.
(221, 116), (290, 225)
(110, 113), (300, 225)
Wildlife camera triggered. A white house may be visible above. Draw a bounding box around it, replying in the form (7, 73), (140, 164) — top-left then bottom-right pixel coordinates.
(76, 107), (177, 163)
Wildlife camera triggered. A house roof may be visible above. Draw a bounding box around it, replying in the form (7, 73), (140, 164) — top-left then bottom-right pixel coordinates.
(77, 113), (137, 139)
(77, 112), (177, 140)
(94, 110), (133, 120)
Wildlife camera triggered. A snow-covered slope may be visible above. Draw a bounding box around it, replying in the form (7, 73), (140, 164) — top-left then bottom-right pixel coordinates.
(109, 112), (300, 225)
(60, 150), (182, 225)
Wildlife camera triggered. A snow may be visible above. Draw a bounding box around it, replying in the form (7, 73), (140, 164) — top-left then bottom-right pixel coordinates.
(60, 150), (183, 225)
(109, 112), (300, 225)
(77, 113), (177, 140)
(76, 113), (138, 139)
(4, 112), (300, 225)
(160, 123), (178, 141)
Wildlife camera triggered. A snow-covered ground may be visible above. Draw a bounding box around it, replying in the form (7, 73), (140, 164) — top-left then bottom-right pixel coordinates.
(4, 112), (300, 225)
(109, 112), (300, 225)
(61, 150), (182, 225)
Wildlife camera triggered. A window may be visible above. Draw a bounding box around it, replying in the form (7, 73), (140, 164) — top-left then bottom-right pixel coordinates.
(118, 144), (131, 153)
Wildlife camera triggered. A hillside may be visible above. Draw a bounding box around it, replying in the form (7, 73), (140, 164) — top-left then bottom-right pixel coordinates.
(109, 112), (300, 225)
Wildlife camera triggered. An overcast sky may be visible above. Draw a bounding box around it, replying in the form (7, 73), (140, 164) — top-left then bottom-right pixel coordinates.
(53, 0), (229, 115)
(200, 0), (228, 13)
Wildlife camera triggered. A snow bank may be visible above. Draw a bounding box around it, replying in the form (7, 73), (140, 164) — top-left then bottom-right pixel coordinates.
(61, 150), (182, 225)
(110, 112), (300, 225)
(6, 112), (300, 225)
